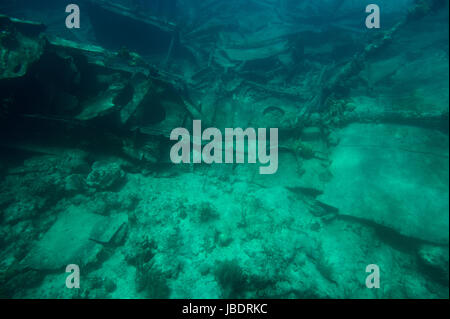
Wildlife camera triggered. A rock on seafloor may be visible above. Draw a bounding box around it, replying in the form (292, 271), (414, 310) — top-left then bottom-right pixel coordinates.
(21, 207), (128, 271)
(86, 161), (126, 190)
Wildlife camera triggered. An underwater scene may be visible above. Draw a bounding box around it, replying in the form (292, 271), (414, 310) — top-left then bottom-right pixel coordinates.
(0, 0), (448, 299)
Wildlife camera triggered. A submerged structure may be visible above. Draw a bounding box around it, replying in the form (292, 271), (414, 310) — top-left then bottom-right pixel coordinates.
(0, 0), (448, 299)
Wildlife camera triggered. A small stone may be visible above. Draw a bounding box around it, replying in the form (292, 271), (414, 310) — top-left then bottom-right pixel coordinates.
(86, 161), (126, 190)
(65, 174), (87, 193)
(104, 278), (117, 293)
(418, 244), (449, 282)
(301, 126), (323, 141)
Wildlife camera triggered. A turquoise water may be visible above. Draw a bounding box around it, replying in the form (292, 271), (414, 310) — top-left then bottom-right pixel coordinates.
(0, 0), (448, 299)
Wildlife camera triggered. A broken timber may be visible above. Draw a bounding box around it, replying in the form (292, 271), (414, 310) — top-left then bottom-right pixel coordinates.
(85, 0), (177, 33)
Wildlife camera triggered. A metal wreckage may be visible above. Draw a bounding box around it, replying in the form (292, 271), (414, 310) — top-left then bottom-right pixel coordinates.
(0, 1), (193, 165)
(0, 0), (448, 169)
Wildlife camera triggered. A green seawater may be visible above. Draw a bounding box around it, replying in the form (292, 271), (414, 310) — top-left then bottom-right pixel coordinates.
(0, 0), (448, 299)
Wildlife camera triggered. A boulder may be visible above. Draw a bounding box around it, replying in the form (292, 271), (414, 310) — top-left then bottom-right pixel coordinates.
(21, 206), (127, 270)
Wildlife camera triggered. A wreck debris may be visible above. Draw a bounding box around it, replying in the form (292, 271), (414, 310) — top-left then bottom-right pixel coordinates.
(318, 123), (449, 244)
(0, 14), (201, 164)
(86, 0), (177, 33)
(0, 15), (46, 80)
